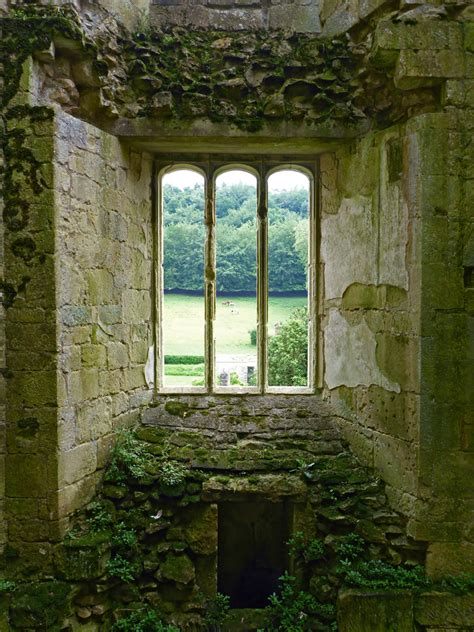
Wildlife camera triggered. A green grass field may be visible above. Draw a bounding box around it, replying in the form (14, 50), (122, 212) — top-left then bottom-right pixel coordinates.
(163, 292), (306, 356)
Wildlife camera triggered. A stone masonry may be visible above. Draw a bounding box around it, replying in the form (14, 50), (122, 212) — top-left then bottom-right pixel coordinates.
(0, 0), (473, 628)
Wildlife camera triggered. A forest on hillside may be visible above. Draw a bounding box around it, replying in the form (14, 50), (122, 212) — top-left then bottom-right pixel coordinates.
(163, 183), (309, 293)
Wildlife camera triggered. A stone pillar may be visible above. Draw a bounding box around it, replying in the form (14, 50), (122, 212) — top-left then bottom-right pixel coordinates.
(3, 106), (59, 574)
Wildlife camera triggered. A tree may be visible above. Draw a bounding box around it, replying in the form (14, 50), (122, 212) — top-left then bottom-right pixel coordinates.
(164, 223), (205, 290)
(268, 308), (308, 386)
(268, 219), (307, 292)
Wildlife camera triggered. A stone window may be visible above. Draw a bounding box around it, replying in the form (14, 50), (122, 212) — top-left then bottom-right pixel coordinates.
(154, 159), (317, 395)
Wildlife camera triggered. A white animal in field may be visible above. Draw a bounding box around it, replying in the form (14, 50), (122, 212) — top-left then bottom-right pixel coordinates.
(229, 302), (236, 307)
(231, 309), (239, 315)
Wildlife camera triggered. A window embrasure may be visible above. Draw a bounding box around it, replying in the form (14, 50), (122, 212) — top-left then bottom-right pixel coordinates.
(153, 159), (317, 395)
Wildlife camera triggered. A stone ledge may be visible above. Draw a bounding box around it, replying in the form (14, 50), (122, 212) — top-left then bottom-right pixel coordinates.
(338, 590), (474, 631)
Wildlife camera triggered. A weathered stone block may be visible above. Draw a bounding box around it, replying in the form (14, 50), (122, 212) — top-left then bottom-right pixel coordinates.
(427, 539), (474, 576)
(337, 590), (414, 631)
(58, 442), (97, 487)
(415, 592), (474, 627)
(182, 504), (217, 555)
(55, 535), (110, 580)
(6, 455), (50, 497)
(160, 553), (195, 584)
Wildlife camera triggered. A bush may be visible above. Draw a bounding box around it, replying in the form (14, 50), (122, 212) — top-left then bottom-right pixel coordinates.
(164, 364), (204, 376)
(249, 328), (257, 345)
(268, 308), (308, 386)
(164, 355), (204, 365)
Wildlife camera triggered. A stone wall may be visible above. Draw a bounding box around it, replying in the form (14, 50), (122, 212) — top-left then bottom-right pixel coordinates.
(0, 395), (428, 629)
(338, 589), (474, 632)
(319, 11), (474, 575)
(0, 32), (6, 552)
(54, 111), (153, 534)
(1, 88), (153, 573)
(320, 123), (421, 530)
(150, 0), (321, 32)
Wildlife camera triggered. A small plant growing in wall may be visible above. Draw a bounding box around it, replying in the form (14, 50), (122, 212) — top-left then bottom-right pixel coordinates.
(106, 554), (140, 583)
(204, 593), (231, 631)
(264, 572), (336, 632)
(0, 580), (15, 593)
(105, 427), (151, 484)
(288, 531), (326, 563)
(111, 607), (179, 631)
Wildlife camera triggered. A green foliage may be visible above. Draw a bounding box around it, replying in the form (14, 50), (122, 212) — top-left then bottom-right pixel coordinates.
(265, 573), (335, 632)
(338, 559), (430, 591)
(165, 363), (204, 376)
(112, 608), (179, 631)
(163, 183), (308, 293)
(159, 459), (188, 487)
(0, 580), (15, 593)
(106, 555), (139, 583)
(439, 573), (474, 595)
(334, 533), (365, 560)
(164, 355), (205, 364)
(288, 531), (326, 563)
(204, 593), (231, 631)
(87, 500), (114, 532)
(230, 372), (244, 386)
(268, 308), (308, 386)
(249, 328), (257, 345)
(105, 428), (150, 484)
(10, 581), (70, 629)
(111, 523), (138, 550)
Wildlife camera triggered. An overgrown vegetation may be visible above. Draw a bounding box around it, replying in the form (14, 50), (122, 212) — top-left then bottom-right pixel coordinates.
(106, 555), (140, 583)
(111, 608), (179, 631)
(105, 427), (151, 484)
(0, 580), (15, 593)
(265, 573), (336, 632)
(203, 593), (231, 631)
(268, 308), (308, 386)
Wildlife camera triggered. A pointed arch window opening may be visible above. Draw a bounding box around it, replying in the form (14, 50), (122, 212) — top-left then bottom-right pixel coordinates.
(154, 160), (318, 395)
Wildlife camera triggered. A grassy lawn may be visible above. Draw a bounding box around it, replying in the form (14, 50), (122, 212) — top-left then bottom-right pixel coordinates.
(163, 292), (306, 356)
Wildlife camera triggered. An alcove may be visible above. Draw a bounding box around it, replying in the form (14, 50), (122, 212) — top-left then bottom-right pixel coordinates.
(217, 501), (292, 608)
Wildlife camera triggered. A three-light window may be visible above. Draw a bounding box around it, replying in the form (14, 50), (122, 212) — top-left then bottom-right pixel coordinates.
(153, 160), (316, 394)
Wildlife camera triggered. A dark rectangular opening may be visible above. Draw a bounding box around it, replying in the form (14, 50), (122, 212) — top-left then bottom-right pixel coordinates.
(218, 501), (291, 609)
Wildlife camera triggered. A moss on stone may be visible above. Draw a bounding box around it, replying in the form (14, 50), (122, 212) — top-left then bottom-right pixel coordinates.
(10, 581), (71, 628)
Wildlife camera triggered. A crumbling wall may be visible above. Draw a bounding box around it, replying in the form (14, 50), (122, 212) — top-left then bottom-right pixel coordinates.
(320, 124), (421, 531)
(320, 9), (474, 575)
(0, 30), (6, 554)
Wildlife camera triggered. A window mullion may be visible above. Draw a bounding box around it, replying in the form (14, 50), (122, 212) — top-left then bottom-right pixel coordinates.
(155, 170), (163, 394)
(308, 169), (317, 390)
(257, 173), (268, 393)
(205, 173), (216, 392)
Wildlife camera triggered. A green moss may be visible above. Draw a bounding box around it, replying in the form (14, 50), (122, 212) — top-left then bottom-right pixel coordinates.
(10, 581), (70, 628)
(1, 7), (87, 108)
(164, 400), (190, 417)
